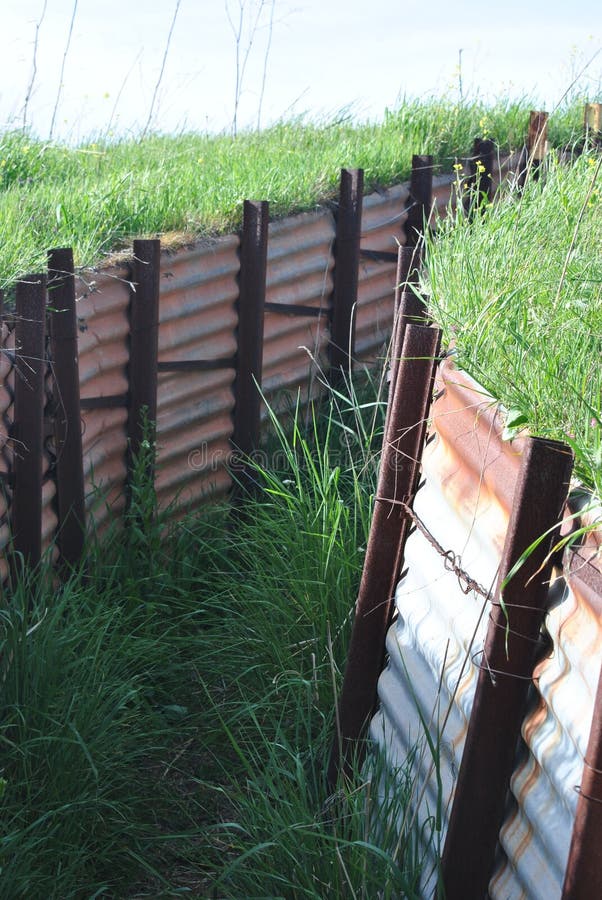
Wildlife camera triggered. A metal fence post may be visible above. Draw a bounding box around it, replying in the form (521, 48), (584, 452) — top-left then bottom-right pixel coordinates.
(231, 200), (269, 495)
(404, 154), (433, 247)
(441, 436), (573, 900)
(127, 238), (161, 486)
(48, 247), (86, 569)
(584, 102), (602, 149)
(11, 274), (47, 571)
(464, 137), (495, 215)
(328, 323), (441, 786)
(329, 168), (364, 379)
(518, 110), (548, 188)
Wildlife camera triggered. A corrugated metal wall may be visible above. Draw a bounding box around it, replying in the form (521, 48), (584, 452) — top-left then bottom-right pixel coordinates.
(369, 360), (602, 898)
(263, 209), (334, 412)
(356, 184), (408, 363)
(156, 235), (239, 508)
(0, 173), (470, 561)
(76, 267), (130, 532)
(70, 183), (412, 520)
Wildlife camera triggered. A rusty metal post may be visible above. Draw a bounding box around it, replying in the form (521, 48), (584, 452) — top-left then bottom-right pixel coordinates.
(48, 248), (86, 569)
(127, 239), (161, 482)
(441, 436), (574, 900)
(11, 274), (47, 570)
(231, 200), (269, 493)
(394, 244), (423, 310)
(386, 248), (428, 436)
(464, 137), (495, 215)
(329, 168), (364, 379)
(584, 102), (602, 149)
(561, 557), (602, 899)
(404, 154), (433, 247)
(328, 323), (441, 786)
(528, 110), (549, 163)
(518, 111), (548, 188)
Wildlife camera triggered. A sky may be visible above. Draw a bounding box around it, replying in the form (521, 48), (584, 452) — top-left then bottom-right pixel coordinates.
(1, 0), (601, 143)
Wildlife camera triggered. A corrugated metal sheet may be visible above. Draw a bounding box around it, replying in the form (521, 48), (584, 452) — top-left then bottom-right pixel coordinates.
(0, 323), (14, 581)
(156, 235), (239, 508)
(262, 209), (334, 413)
(356, 184), (409, 363)
(370, 360), (602, 898)
(42, 360), (58, 560)
(489, 550), (602, 898)
(76, 267), (131, 530)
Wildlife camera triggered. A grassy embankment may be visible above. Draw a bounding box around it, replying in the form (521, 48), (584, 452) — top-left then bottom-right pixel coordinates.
(426, 149), (602, 503)
(0, 97), (583, 286)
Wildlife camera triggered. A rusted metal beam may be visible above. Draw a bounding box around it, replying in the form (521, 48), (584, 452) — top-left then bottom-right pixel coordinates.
(464, 137), (495, 215)
(528, 110), (549, 162)
(12, 273), (47, 571)
(231, 200), (269, 492)
(263, 302), (327, 318)
(561, 554), (602, 899)
(328, 323), (441, 786)
(80, 394), (128, 410)
(329, 168), (364, 378)
(584, 102), (602, 148)
(48, 247), (86, 569)
(128, 239), (161, 480)
(394, 244), (423, 305)
(404, 155), (433, 247)
(360, 249), (399, 263)
(388, 245), (427, 399)
(441, 436), (574, 900)
(518, 111), (548, 188)
(385, 274), (426, 434)
(157, 357), (236, 372)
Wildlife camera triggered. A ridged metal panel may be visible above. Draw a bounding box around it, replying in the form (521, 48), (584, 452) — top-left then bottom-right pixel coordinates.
(42, 362), (58, 560)
(432, 173), (455, 220)
(356, 184), (409, 364)
(76, 268), (131, 528)
(489, 550), (602, 899)
(0, 326), (14, 581)
(262, 210), (334, 411)
(156, 236), (239, 507)
(370, 361), (520, 893)
(370, 361), (602, 898)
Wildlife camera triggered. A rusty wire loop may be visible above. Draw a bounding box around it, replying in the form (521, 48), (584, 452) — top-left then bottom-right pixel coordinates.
(574, 786), (602, 804)
(470, 649), (541, 687)
(583, 758), (602, 776)
(486, 611), (543, 645)
(375, 494), (492, 601)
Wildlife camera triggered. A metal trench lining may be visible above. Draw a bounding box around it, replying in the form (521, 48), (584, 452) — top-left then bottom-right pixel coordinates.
(370, 358), (602, 899)
(4, 175), (522, 557)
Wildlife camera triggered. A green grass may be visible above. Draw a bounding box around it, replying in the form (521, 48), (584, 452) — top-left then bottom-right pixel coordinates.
(0, 97), (585, 286)
(0, 378), (436, 897)
(1, 94), (600, 895)
(424, 149), (602, 503)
